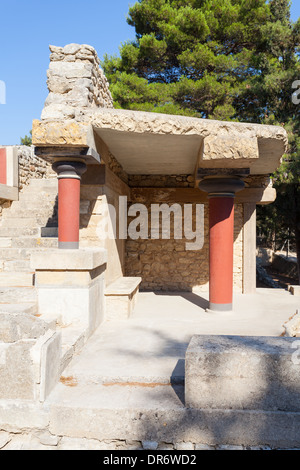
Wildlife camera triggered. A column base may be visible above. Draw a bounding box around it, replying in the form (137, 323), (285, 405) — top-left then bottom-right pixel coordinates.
(58, 241), (79, 249)
(206, 303), (233, 314)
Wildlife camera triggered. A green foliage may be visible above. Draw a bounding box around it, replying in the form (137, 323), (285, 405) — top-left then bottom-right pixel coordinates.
(20, 130), (32, 146)
(102, 0), (299, 122)
(102, 0), (300, 279)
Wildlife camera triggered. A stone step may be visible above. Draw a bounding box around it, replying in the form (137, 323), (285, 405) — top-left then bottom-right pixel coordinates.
(48, 381), (185, 444)
(10, 237), (58, 249)
(2, 259), (32, 272)
(0, 302), (38, 316)
(0, 238), (12, 248)
(0, 217), (43, 228)
(0, 271), (34, 287)
(48, 380), (300, 448)
(3, 205), (56, 219)
(0, 286), (37, 303)
(0, 248), (34, 260)
(0, 227), (41, 237)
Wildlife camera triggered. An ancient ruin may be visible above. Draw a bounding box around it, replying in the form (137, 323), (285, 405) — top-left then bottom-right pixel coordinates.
(0, 44), (299, 450)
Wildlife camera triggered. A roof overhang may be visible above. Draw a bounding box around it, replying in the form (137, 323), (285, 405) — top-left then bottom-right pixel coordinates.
(32, 108), (288, 177)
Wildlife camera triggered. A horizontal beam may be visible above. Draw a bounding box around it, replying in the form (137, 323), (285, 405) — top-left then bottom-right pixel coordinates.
(130, 186), (276, 205)
(34, 146), (100, 164)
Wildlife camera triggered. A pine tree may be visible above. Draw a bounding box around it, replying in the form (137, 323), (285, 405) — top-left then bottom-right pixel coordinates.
(102, 0), (300, 281)
(102, 0), (299, 121)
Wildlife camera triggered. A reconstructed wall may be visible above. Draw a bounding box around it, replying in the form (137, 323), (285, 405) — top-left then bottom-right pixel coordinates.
(125, 201), (243, 292)
(18, 145), (54, 189)
(35, 43), (272, 293)
(0, 145), (54, 217)
(42, 44), (113, 121)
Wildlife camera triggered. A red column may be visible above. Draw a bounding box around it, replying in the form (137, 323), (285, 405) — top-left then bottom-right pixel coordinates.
(0, 148), (7, 185)
(58, 177), (81, 248)
(209, 196), (234, 311)
(199, 176), (245, 313)
(52, 161), (87, 249)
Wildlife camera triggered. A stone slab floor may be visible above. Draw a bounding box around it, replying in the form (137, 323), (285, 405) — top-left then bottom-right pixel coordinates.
(2, 287), (300, 450)
(61, 287), (299, 386)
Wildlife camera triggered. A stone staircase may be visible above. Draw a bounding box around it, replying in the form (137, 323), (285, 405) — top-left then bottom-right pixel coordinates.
(0, 177), (105, 376)
(0, 177), (58, 314)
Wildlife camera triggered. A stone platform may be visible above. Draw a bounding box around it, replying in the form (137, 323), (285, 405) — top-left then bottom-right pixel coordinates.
(1, 288), (300, 450)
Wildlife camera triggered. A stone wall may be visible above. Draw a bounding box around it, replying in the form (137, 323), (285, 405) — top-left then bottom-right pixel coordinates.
(41, 44), (114, 121)
(18, 145), (54, 190)
(0, 145), (54, 217)
(125, 202), (244, 292)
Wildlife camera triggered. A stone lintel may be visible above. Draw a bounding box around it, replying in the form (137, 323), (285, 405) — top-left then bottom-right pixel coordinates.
(30, 248), (107, 271)
(197, 168), (250, 179)
(34, 145), (100, 165)
(129, 187), (276, 205)
(33, 109), (288, 177)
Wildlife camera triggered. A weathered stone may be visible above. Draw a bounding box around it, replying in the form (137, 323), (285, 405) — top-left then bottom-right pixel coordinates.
(0, 431), (11, 449)
(49, 61), (93, 79)
(32, 119), (90, 146)
(63, 43), (82, 55)
(0, 312), (50, 343)
(49, 45), (63, 54)
(142, 440), (158, 450)
(47, 76), (73, 94)
(185, 335), (300, 412)
(41, 103), (75, 120)
(175, 441), (194, 450)
(283, 311), (300, 337)
(202, 135), (259, 161)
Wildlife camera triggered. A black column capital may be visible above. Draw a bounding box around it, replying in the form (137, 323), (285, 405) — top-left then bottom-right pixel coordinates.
(198, 176), (245, 198)
(52, 160), (87, 180)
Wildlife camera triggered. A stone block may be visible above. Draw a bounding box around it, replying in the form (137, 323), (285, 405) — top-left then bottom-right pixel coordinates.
(289, 285), (300, 296)
(31, 247), (107, 271)
(0, 340), (36, 400)
(282, 311), (300, 337)
(105, 277), (141, 320)
(202, 135), (259, 162)
(38, 330), (62, 401)
(31, 248), (107, 336)
(185, 335), (300, 412)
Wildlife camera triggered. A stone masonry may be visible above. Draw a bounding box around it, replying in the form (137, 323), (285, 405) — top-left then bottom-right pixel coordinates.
(42, 44), (113, 121)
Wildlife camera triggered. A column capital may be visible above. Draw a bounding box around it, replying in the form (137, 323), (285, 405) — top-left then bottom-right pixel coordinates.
(198, 176), (245, 198)
(52, 160), (87, 180)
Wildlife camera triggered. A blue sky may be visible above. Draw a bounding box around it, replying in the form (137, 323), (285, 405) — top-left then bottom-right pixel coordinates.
(0, 0), (299, 145)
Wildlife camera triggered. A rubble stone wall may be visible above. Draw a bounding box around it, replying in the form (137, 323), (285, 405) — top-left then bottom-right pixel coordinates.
(18, 145), (54, 190)
(125, 201), (244, 293)
(0, 145), (54, 216)
(41, 44), (114, 121)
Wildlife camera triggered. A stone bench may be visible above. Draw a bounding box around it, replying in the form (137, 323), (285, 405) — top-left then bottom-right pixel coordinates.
(105, 277), (142, 320)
